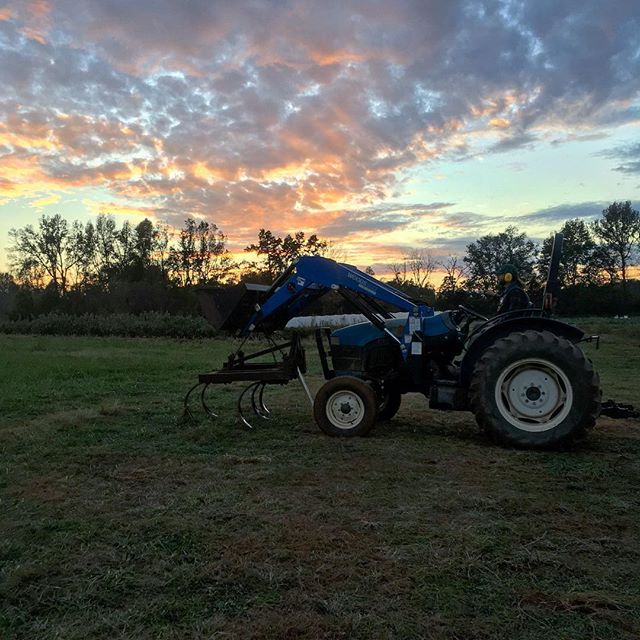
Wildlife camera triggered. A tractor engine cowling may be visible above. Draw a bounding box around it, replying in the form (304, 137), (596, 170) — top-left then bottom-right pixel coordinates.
(329, 313), (462, 382)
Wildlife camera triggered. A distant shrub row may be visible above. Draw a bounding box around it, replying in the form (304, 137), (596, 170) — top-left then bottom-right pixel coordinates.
(3, 311), (637, 340)
(0, 312), (216, 338)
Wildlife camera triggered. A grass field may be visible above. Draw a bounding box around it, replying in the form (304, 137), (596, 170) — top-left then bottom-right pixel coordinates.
(1, 319), (639, 639)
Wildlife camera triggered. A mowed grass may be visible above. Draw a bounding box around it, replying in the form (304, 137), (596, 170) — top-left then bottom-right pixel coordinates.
(1, 319), (639, 639)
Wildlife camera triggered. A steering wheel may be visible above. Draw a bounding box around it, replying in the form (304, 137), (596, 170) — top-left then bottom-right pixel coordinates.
(457, 305), (488, 322)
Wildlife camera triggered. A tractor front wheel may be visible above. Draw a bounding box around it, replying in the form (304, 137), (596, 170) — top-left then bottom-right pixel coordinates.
(470, 330), (601, 449)
(378, 387), (402, 421)
(314, 376), (378, 437)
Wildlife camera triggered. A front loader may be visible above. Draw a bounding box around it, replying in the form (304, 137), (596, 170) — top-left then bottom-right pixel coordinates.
(186, 234), (603, 449)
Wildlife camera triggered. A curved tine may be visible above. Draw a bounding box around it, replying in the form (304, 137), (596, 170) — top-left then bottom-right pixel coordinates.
(200, 383), (219, 419)
(182, 381), (204, 422)
(237, 382), (260, 429)
(250, 382), (265, 419)
(258, 382), (271, 417)
(251, 382), (270, 420)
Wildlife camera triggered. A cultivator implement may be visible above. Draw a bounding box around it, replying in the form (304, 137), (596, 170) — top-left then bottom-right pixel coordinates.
(183, 289), (310, 427)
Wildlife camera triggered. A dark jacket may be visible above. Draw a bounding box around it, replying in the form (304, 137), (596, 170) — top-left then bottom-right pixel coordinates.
(497, 282), (530, 314)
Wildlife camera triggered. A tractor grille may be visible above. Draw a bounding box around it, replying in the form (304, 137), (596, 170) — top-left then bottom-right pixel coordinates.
(331, 345), (365, 372)
(331, 342), (398, 375)
(365, 345), (397, 373)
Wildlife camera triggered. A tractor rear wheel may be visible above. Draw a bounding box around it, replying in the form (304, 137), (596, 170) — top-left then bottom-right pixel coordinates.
(470, 330), (600, 449)
(314, 376), (378, 437)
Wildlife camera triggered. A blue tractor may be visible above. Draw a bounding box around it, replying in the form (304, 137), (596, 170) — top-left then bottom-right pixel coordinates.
(189, 234), (602, 449)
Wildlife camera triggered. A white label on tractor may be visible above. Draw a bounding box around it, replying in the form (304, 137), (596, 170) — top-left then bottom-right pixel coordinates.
(409, 316), (420, 333)
(412, 341), (422, 355)
(346, 272), (377, 297)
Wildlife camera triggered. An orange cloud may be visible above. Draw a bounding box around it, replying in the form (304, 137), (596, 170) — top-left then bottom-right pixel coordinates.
(0, 156), (74, 199)
(30, 193), (62, 208)
(15, 0), (51, 44)
(0, 129), (57, 150)
(489, 118), (510, 129)
(27, 0), (51, 18)
(19, 26), (47, 44)
(82, 199), (159, 219)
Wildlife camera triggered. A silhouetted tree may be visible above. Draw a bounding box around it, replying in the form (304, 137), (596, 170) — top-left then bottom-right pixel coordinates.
(0, 272), (17, 318)
(463, 226), (538, 292)
(583, 244), (619, 286)
(389, 258), (409, 287)
(539, 219), (596, 287)
(86, 214), (113, 283)
(169, 218), (233, 286)
(591, 201), (640, 298)
(114, 221), (136, 274)
(133, 219), (156, 270)
(438, 255), (467, 294)
(245, 229), (327, 279)
(8, 214), (93, 295)
(389, 249), (436, 292)
(406, 249), (437, 289)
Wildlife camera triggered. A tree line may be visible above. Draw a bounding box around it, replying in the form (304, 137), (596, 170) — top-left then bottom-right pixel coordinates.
(1, 201), (639, 319)
(389, 202), (640, 315)
(0, 213), (332, 318)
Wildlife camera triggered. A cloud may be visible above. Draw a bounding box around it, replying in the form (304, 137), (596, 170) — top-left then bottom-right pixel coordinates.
(82, 198), (160, 219)
(505, 202), (613, 224)
(489, 132), (537, 153)
(317, 202), (455, 236)
(0, 0), (638, 247)
(550, 132), (609, 146)
(597, 142), (640, 174)
(30, 193), (61, 208)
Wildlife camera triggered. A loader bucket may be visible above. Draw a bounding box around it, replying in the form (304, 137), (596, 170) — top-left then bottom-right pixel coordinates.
(196, 282), (270, 332)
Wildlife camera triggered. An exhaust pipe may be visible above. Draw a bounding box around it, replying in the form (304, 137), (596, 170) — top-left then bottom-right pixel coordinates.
(542, 232), (563, 314)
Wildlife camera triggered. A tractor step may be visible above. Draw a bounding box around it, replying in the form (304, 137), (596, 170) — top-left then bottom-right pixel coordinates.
(429, 379), (468, 411)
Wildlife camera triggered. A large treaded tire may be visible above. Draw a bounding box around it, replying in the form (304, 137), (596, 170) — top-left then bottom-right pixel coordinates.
(469, 330), (601, 449)
(314, 376), (378, 437)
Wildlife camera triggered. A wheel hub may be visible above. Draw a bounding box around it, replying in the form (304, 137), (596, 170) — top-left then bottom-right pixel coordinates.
(340, 402), (352, 414)
(326, 390), (365, 429)
(526, 386), (541, 401)
(495, 358), (573, 432)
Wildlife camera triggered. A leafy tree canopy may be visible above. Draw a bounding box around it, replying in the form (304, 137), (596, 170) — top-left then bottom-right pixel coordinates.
(463, 226), (538, 292)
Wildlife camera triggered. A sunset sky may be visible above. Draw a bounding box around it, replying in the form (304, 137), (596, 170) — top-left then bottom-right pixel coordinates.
(1, 0), (640, 274)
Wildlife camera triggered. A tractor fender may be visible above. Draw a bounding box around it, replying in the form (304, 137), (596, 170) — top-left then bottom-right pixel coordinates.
(459, 317), (584, 387)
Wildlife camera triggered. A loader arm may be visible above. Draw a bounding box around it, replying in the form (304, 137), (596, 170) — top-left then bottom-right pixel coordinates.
(241, 256), (434, 356)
